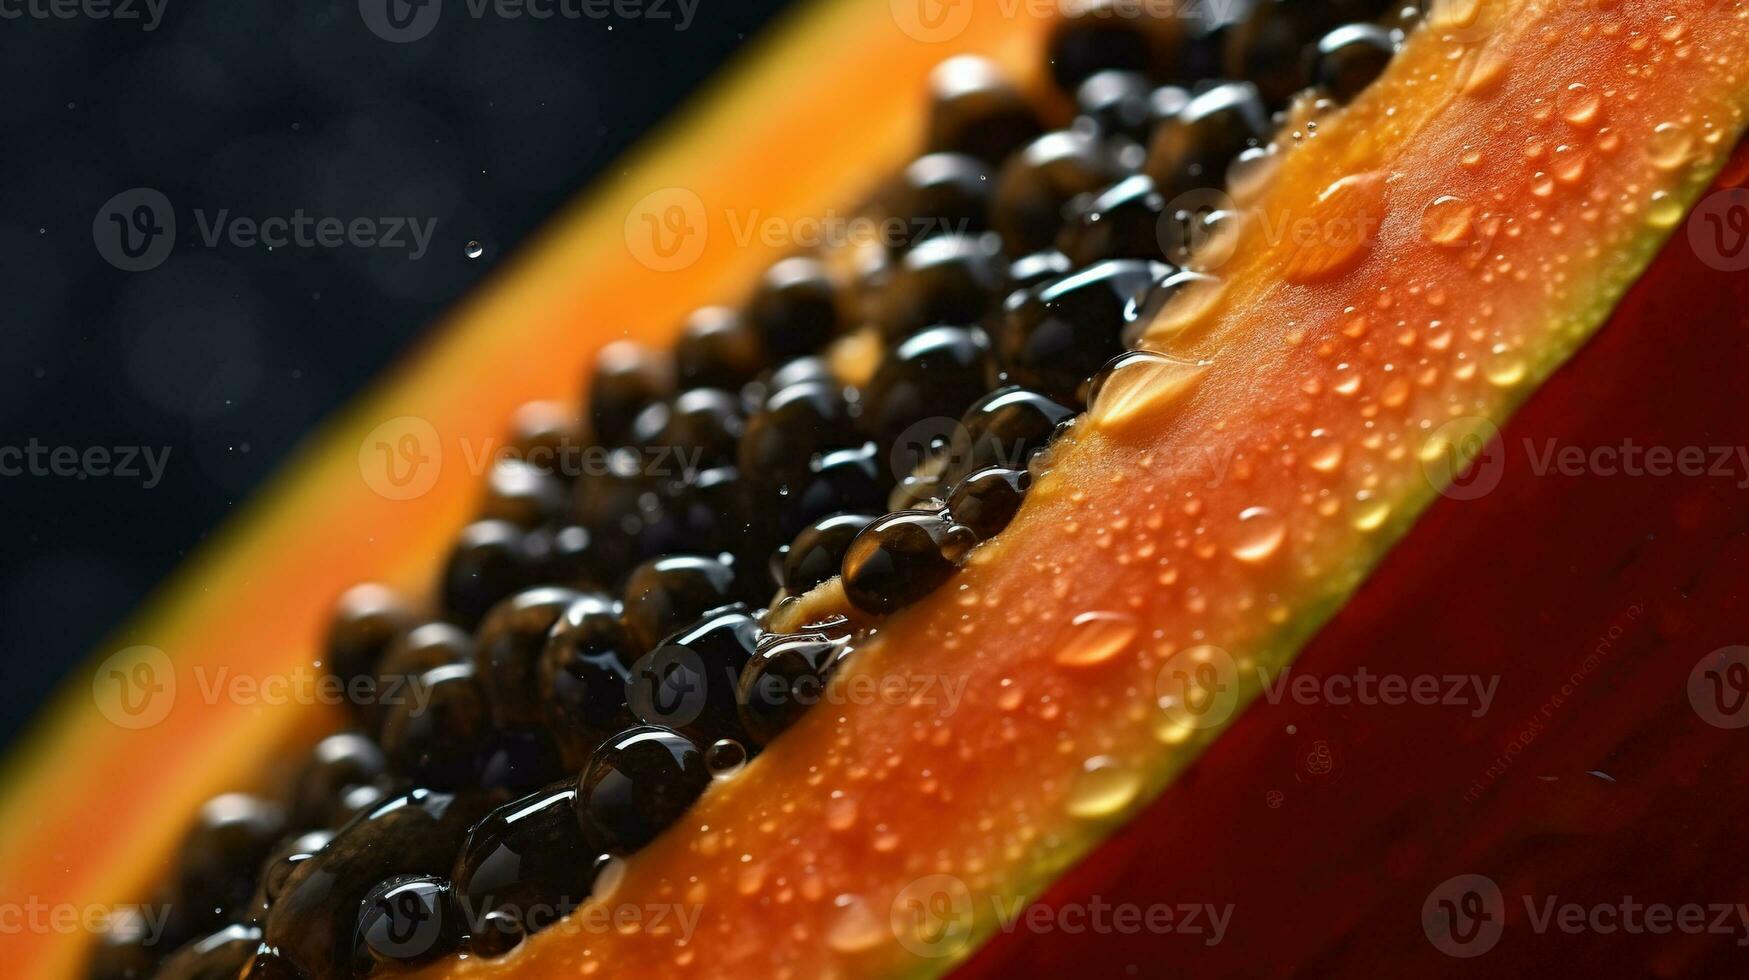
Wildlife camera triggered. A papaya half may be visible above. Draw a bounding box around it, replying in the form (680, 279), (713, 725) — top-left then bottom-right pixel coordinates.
(4, 0), (1749, 977)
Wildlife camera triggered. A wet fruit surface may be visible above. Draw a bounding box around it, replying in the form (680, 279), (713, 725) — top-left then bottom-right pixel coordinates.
(20, 2), (1749, 979)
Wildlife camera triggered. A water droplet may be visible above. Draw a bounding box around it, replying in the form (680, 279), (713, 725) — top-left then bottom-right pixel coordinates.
(1421, 195), (1477, 246)
(707, 739), (748, 777)
(1485, 354), (1527, 387)
(827, 894), (886, 953)
(1352, 498), (1393, 532)
(1055, 610), (1139, 667)
(1066, 757), (1142, 818)
(1646, 190), (1684, 229)
(1429, 0), (1481, 29)
(1645, 122), (1693, 170)
(826, 794), (859, 831)
(591, 855), (627, 902)
(1229, 506), (1287, 563)
(1457, 42), (1510, 96)
(465, 240), (485, 259)
(1227, 145), (1282, 205)
(1281, 172), (1388, 285)
(1307, 431), (1344, 473)
(1087, 351), (1211, 437)
(941, 523), (979, 563)
(1559, 84), (1603, 128)
(1132, 272), (1226, 344)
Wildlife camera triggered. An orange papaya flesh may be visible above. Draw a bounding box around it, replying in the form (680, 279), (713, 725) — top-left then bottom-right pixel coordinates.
(0, 2), (1056, 977)
(2, 3), (1744, 980)
(960, 139), (1749, 978)
(391, 1), (1749, 978)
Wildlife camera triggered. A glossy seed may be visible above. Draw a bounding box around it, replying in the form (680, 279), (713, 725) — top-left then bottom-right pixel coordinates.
(1144, 81), (1272, 199)
(1058, 174), (1173, 266)
(878, 232), (1009, 341)
(453, 784), (599, 948)
(945, 466), (1031, 540)
(324, 584), (415, 711)
(627, 605), (762, 747)
(925, 56), (1045, 166)
(1073, 70), (1155, 145)
(943, 385), (1076, 486)
(288, 733), (388, 830)
(993, 130), (1121, 255)
(474, 586), (586, 729)
(1307, 23), (1395, 104)
(481, 459), (567, 529)
(439, 520), (535, 630)
(841, 510), (966, 614)
(999, 259), (1170, 405)
(890, 152), (994, 248)
(171, 794), (287, 934)
(379, 663), (491, 790)
(263, 789), (498, 980)
(1045, 0), (1176, 92)
(782, 512), (880, 595)
(577, 726), (711, 854)
(539, 592), (638, 770)
(587, 340), (673, 446)
(621, 553), (751, 655)
(862, 325), (997, 449)
(746, 256), (842, 362)
(675, 306), (766, 391)
(353, 875), (460, 972)
(154, 923), (262, 980)
(737, 633), (854, 745)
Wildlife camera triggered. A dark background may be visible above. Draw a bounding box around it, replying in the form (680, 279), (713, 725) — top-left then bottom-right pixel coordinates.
(0, 0), (793, 746)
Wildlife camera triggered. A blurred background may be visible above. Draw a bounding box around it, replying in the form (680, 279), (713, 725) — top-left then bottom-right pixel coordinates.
(0, 0), (794, 746)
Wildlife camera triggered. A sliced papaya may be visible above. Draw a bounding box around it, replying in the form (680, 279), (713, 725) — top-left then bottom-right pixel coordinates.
(4, 0), (1748, 978)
